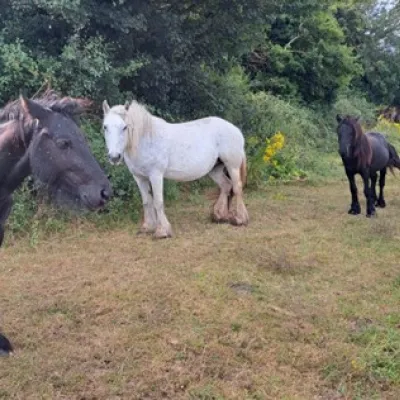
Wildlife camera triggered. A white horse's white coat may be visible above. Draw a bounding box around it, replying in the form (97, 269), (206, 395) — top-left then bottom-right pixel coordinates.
(102, 99), (248, 238)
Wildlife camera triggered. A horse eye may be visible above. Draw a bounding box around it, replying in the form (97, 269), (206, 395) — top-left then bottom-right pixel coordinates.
(56, 139), (71, 150)
(103, 125), (107, 131)
(123, 126), (127, 131)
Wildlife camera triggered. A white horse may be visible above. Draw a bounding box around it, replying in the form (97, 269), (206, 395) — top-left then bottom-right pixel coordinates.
(102, 99), (249, 238)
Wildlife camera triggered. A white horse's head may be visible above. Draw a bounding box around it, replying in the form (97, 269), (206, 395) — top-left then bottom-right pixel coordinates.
(102, 99), (153, 164)
(102, 100), (128, 165)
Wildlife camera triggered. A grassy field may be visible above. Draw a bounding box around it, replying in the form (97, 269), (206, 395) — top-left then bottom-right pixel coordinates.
(0, 173), (399, 399)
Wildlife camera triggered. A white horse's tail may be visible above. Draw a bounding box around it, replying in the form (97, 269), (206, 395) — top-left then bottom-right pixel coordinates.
(240, 154), (247, 188)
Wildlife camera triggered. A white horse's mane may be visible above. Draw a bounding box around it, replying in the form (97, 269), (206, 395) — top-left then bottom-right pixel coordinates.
(110, 100), (154, 156)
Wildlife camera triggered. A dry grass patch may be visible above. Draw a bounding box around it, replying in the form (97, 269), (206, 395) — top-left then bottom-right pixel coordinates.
(1, 179), (400, 399)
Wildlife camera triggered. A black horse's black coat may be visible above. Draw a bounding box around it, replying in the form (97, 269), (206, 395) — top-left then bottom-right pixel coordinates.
(337, 115), (400, 217)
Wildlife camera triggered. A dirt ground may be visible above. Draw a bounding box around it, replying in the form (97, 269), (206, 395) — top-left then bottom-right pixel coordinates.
(1, 178), (399, 399)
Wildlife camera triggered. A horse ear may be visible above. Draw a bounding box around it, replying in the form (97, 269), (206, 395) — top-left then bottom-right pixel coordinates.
(124, 101), (130, 111)
(336, 114), (343, 123)
(102, 100), (110, 115)
(20, 96), (49, 121)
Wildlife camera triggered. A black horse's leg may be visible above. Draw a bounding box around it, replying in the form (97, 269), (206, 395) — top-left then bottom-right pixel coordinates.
(377, 168), (387, 208)
(0, 195), (13, 248)
(1, 152), (31, 194)
(361, 169), (375, 217)
(0, 154), (30, 247)
(371, 171), (378, 205)
(345, 169), (361, 215)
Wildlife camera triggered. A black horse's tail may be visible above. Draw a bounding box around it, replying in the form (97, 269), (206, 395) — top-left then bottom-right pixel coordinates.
(387, 142), (400, 174)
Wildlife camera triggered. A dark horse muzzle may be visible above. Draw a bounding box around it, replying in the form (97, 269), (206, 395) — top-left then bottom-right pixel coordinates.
(79, 182), (112, 210)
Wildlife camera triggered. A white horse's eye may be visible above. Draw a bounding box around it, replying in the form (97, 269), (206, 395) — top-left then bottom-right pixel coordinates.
(123, 126), (127, 131)
(103, 125), (107, 131)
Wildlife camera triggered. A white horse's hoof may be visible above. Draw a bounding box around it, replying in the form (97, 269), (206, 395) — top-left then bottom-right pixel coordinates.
(154, 226), (173, 239)
(211, 213), (229, 224)
(137, 225), (156, 235)
(229, 213), (249, 226)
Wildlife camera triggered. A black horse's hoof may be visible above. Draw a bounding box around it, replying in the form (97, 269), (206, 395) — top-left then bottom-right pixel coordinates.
(0, 333), (13, 356)
(348, 208), (361, 215)
(376, 200), (386, 208)
(348, 203), (361, 215)
(366, 212), (376, 218)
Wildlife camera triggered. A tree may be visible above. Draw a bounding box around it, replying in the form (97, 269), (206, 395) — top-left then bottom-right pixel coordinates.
(244, 0), (363, 104)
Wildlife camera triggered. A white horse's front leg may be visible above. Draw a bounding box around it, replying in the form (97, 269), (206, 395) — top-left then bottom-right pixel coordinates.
(149, 173), (173, 239)
(133, 175), (157, 234)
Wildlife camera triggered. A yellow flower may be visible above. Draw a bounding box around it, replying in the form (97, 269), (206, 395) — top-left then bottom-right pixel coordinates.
(263, 131), (286, 164)
(265, 148), (274, 157)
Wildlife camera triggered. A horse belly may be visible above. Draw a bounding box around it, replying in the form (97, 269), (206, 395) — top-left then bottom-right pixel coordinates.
(164, 145), (218, 181)
(370, 138), (389, 170)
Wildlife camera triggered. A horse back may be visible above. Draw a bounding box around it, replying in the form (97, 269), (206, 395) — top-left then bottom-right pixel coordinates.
(366, 132), (390, 170)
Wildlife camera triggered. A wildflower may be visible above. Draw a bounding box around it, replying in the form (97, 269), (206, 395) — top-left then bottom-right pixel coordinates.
(263, 131), (286, 165)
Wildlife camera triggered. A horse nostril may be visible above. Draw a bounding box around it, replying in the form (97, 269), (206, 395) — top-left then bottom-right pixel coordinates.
(109, 155), (121, 164)
(101, 189), (110, 201)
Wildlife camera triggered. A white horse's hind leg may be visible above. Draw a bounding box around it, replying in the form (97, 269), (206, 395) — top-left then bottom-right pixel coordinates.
(208, 164), (232, 223)
(149, 173), (173, 239)
(226, 166), (249, 226)
(133, 175), (157, 234)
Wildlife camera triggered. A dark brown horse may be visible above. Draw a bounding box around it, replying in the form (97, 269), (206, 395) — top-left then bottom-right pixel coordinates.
(0, 90), (112, 247)
(336, 115), (400, 217)
(0, 91), (112, 355)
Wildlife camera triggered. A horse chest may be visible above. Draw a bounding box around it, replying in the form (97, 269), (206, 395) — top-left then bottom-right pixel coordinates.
(0, 147), (24, 185)
(123, 150), (167, 177)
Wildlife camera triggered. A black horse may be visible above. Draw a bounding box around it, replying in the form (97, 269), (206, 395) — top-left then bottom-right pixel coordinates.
(0, 90), (113, 246)
(336, 115), (400, 217)
(0, 91), (112, 355)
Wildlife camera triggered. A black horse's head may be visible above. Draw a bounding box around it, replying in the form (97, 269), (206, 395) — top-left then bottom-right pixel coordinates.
(20, 96), (112, 210)
(336, 114), (360, 160)
(336, 114), (372, 169)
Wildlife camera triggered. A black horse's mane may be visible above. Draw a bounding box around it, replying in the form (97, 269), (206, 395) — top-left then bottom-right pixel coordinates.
(0, 89), (92, 123)
(0, 89), (92, 148)
(341, 116), (372, 169)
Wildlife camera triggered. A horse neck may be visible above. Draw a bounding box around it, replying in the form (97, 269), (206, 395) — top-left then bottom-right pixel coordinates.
(0, 126), (32, 195)
(353, 128), (372, 168)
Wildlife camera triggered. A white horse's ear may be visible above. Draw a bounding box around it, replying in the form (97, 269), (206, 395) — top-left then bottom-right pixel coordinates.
(124, 101), (130, 111)
(102, 100), (110, 115)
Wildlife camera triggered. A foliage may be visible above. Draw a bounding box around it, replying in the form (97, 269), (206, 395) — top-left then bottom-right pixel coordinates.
(244, 0), (363, 103)
(337, 1), (400, 105)
(247, 132), (306, 187)
(376, 116), (400, 136)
